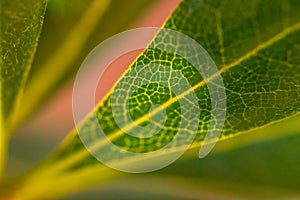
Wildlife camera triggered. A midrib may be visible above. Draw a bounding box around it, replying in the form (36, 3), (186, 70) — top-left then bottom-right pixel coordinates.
(104, 21), (300, 142)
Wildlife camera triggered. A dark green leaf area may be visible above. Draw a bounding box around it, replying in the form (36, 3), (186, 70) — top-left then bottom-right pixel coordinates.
(1, 0), (46, 121)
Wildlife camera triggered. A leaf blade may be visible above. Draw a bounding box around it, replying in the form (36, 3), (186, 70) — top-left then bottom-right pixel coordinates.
(0, 0), (47, 176)
(53, 0), (300, 168)
(0, 0), (47, 126)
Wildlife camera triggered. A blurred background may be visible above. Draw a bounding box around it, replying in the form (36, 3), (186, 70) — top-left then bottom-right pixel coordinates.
(6, 0), (300, 199)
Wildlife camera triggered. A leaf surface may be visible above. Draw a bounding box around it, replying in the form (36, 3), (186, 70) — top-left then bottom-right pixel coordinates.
(0, 0), (46, 175)
(0, 0), (46, 129)
(10, 0), (300, 198)
(51, 0), (300, 170)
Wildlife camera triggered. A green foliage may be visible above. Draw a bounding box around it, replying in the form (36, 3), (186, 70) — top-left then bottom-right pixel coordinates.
(0, 0), (300, 199)
(0, 0), (46, 176)
(39, 0), (300, 181)
(0, 0), (46, 127)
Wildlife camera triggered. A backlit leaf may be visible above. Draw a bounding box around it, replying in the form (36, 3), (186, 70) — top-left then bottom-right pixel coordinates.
(52, 0), (300, 171)
(0, 0), (46, 130)
(8, 0), (300, 198)
(0, 0), (46, 175)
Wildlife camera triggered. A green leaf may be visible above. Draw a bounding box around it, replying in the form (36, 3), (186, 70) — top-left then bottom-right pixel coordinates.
(50, 0), (300, 168)
(0, 0), (46, 175)
(10, 0), (159, 132)
(6, 0), (300, 198)
(0, 0), (46, 129)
